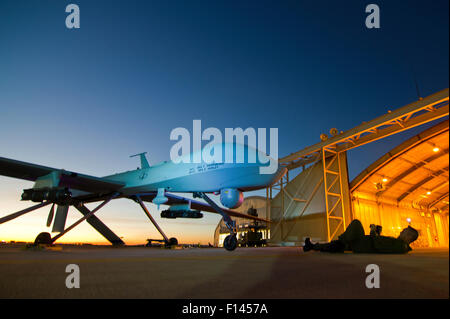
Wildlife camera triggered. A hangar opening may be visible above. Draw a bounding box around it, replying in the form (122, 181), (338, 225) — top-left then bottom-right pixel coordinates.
(350, 120), (449, 247)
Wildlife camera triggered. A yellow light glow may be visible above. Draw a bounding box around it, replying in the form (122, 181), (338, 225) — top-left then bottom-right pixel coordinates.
(426, 191), (432, 195)
(382, 178), (388, 183)
(433, 147), (440, 152)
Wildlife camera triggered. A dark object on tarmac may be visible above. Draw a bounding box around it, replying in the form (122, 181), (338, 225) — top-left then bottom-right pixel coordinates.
(238, 223), (266, 247)
(167, 237), (178, 246)
(369, 224), (382, 236)
(303, 220), (415, 254)
(303, 238), (313, 252)
(303, 237), (345, 253)
(34, 232), (52, 246)
(239, 229), (266, 247)
(146, 237), (178, 248)
(246, 206), (258, 217)
(224, 234), (237, 251)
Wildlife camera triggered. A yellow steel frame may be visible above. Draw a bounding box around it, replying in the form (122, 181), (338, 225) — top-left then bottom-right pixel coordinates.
(322, 148), (346, 241)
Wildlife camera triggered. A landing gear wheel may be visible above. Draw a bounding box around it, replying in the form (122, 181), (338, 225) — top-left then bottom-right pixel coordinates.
(166, 237), (178, 247)
(34, 232), (52, 246)
(224, 234), (237, 251)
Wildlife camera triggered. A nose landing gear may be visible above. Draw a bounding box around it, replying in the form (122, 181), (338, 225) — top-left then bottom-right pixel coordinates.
(193, 192), (238, 251)
(223, 234), (237, 251)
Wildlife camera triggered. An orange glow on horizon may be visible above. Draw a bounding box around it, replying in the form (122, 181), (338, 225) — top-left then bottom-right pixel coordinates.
(0, 190), (221, 246)
(1, 228), (216, 246)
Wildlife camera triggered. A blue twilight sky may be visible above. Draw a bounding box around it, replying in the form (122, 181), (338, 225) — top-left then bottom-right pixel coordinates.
(0, 0), (448, 244)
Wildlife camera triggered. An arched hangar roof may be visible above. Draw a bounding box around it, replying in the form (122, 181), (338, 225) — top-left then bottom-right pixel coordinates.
(350, 120), (449, 212)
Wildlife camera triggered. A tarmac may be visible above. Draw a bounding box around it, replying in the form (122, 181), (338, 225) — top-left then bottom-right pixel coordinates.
(0, 245), (448, 299)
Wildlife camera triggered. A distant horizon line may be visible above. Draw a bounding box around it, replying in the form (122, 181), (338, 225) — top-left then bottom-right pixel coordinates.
(1, 240), (215, 246)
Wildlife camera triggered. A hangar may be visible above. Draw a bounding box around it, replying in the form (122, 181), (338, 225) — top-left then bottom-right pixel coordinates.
(216, 89), (449, 248)
(350, 120), (448, 247)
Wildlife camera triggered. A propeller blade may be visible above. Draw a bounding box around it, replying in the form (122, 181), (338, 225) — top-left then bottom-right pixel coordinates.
(46, 203), (55, 227)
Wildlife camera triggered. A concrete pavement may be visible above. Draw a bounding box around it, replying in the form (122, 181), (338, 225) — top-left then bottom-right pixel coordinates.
(0, 245), (447, 298)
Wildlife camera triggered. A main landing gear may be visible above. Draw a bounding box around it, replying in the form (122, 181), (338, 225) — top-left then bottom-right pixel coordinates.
(0, 193), (123, 247)
(193, 192), (238, 251)
(134, 195), (178, 248)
